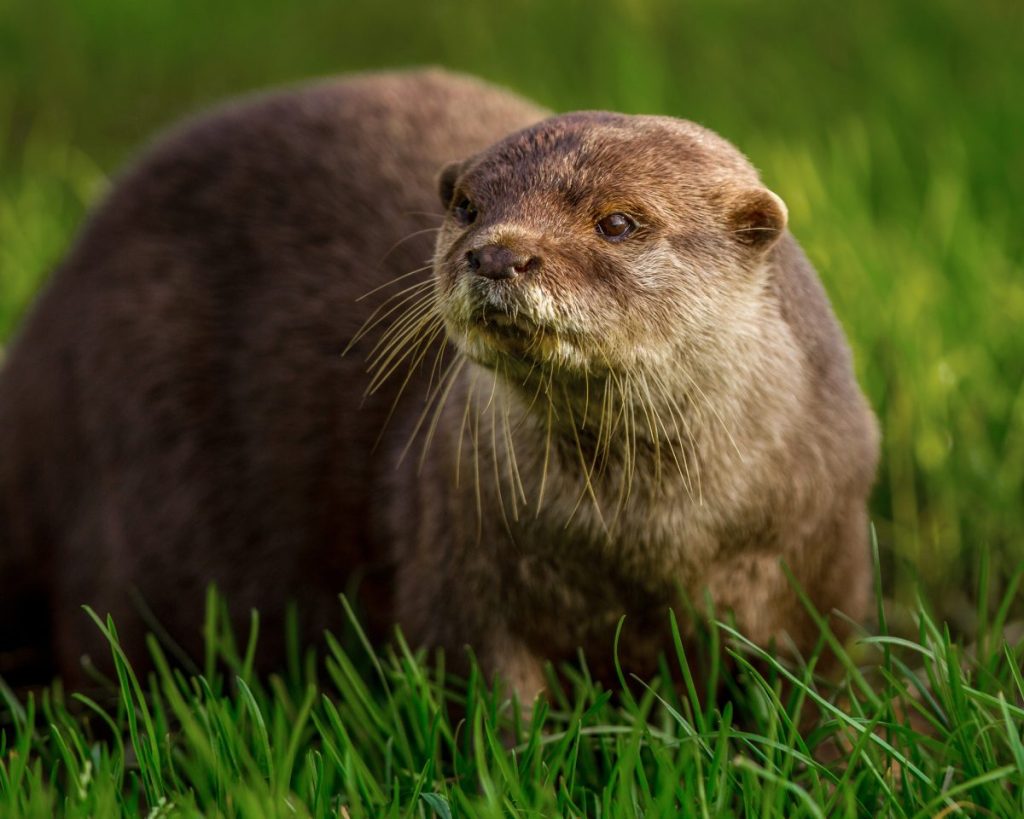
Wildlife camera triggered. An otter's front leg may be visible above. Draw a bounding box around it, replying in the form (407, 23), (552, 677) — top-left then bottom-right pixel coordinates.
(393, 546), (545, 704)
(476, 628), (547, 704)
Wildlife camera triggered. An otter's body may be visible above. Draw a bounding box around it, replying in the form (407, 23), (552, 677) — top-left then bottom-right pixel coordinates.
(0, 70), (877, 692)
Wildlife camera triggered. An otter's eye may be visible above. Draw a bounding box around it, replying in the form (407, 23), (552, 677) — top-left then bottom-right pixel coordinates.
(596, 212), (636, 241)
(453, 197), (478, 226)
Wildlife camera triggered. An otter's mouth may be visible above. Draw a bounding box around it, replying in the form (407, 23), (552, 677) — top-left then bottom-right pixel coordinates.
(450, 309), (602, 378)
(478, 307), (543, 335)
(469, 308), (556, 354)
(441, 277), (593, 372)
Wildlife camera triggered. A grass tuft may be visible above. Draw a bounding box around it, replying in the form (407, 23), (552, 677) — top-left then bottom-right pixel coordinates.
(1, 585), (1022, 817)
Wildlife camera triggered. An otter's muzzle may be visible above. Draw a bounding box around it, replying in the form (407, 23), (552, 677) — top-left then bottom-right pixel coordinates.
(466, 244), (541, 281)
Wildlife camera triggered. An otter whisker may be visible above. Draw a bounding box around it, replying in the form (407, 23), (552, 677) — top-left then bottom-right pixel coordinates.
(396, 353), (465, 468)
(499, 362), (528, 508)
(365, 310), (445, 396)
(535, 367), (555, 517)
(522, 321), (547, 362)
(593, 364), (615, 484)
(480, 361), (500, 414)
(351, 270), (435, 327)
(647, 371), (690, 492)
(488, 374), (517, 530)
(608, 371), (637, 522)
(365, 324), (443, 409)
(582, 366), (592, 431)
(417, 355), (468, 472)
(378, 228), (442, 266)
(364, 294), (440, 374)
(366, 304), (441, 379)
(605, 377), (629, 527)
(628, 372), (644, 499)
(363, 288), (440, 366)
(646, 367), (702, 503)
(680, 366), (742, 463)
(471, 373), (484, 544)
(423, 316), (456, 396)
(626, 374), (639, 502)
(519, 355), (541, 389)
(355, 262), (434, 303)
(730, 227), (780, 236)
(518, 356), (548, 420)
(370, 324), (449, 447)
(363, 281), (439, 359)
(346, 277), (437, 354)
(592, 339), (621, 476)
(454, 366), (475, 489)
(642, 370), (694, 499)
(632, 371), (663, 487)
(562, 383), (609, 537)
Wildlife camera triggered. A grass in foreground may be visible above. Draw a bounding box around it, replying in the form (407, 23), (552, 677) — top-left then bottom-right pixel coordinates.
(3, 563), (1023, 818)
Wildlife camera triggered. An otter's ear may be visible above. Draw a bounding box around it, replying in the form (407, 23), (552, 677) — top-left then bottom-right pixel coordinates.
(727, 188), (788, 252)
(438, 160), (463, 209)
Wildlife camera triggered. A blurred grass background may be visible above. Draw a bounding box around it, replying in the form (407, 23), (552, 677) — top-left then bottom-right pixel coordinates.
(1, 0), (1021, 627)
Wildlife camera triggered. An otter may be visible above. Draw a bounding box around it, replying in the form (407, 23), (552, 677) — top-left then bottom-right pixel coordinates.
(0, 69), (878, 696)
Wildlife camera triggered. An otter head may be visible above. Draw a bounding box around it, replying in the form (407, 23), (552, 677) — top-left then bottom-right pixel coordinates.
(432, 112), (787, 387)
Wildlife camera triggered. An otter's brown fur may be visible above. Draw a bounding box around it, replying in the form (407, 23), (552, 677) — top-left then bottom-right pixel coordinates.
(393, 111), (878, 694)
(0, 70), (877, 694)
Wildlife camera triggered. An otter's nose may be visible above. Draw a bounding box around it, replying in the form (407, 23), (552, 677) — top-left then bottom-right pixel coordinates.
(466, 245), (540, 281)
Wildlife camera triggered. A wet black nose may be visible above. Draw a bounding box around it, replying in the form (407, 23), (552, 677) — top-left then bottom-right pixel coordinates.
(465, 245), (540, 280)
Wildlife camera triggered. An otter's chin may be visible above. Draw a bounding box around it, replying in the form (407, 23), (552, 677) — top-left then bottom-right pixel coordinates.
(446, 313), (592, 375)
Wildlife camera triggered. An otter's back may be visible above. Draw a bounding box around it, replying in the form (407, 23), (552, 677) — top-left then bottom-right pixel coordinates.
(0, 69), (545, 682)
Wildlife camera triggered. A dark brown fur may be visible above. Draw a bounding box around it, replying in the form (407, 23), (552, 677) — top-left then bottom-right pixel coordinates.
(0, 70), (878, 695)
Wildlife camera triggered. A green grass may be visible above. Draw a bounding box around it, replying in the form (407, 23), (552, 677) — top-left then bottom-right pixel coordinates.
(2, 575), (1024, 817)
(1, 0), (1023, 814)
